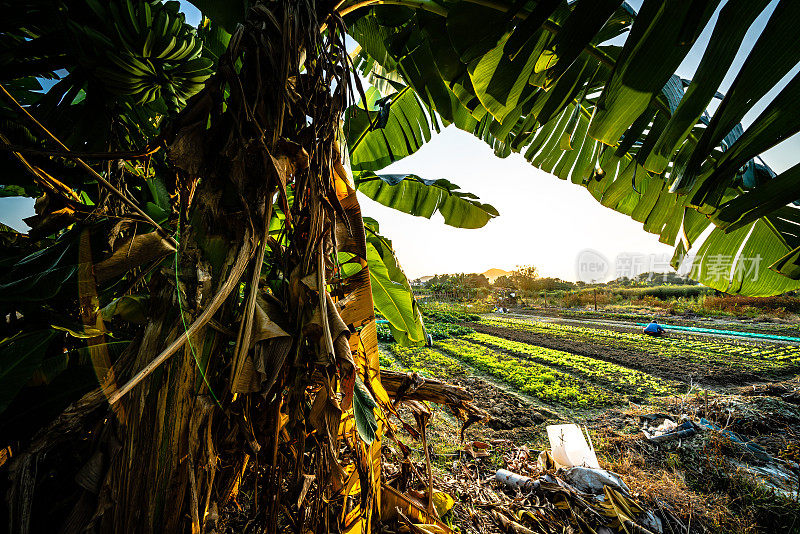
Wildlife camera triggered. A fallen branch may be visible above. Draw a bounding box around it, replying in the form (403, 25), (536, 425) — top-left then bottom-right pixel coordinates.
(380, 369), (489, 424)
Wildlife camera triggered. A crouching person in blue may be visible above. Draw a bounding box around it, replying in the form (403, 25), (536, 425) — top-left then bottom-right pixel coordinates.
(643, 320), (665, 337)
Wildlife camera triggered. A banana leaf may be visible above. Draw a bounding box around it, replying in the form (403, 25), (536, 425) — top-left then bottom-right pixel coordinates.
(349, 0), (800, 294)
(354, 171), (498, 229)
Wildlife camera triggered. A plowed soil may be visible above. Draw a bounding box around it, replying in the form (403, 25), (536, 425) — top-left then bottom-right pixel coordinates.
(470, 322), (765, 386)
(452, 374), (557, 431)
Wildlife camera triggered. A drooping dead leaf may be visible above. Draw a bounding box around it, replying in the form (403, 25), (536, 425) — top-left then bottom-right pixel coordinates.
(231, 296), (292, 394)
(94, 231), (176, 283)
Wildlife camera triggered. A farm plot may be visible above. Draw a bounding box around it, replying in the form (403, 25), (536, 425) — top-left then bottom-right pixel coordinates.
(476, 316), (800, 384)
(388, 344), (557, 434)
(463, 332), (679, 399)
(433, 338), (616, 408)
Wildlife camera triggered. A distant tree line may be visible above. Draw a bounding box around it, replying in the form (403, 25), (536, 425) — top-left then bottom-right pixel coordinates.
(413, 265), (707, 306)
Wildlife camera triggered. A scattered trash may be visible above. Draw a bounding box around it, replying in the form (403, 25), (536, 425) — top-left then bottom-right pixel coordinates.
(636, 409), (800, 502)
(494, 469), (535, 492)
(641, 415), (696, 443)
(382, 381), (800, 534)
(562, 466), (630, 496)
(547, 423), (600, 468)
(488, 461), (662, 533)
(463, 440), (491, 459)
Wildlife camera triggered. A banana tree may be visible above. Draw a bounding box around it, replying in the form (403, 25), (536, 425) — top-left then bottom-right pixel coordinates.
(2, 1), (800, 533)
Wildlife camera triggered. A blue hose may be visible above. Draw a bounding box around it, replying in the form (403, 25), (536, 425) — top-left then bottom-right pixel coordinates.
(635, 322), (800, 343)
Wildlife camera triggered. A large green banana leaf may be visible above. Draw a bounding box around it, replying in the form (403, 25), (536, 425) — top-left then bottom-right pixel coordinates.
(354, 171), (499, 228)
(364, 218), (425, 345)
(344, 0), (800, 295)
(0, 330), (58, 414)
(345, 84), (499, 229)
(345, 85), (435, 173)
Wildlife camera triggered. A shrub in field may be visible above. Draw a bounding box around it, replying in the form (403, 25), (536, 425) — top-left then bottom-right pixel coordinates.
(561, 291), (617, 308)
(702, 295), (800, 316)
(418, 300), (494, 315)
(614, 285), (711, 300)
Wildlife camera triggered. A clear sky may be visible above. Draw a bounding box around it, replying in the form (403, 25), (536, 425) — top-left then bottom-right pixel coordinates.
(1, 0), (796, 282)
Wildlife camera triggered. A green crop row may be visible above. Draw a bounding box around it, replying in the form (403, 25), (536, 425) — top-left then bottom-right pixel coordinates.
(435, 338), (614, 408)
(389, 344), (466, 378)
(421, 308), (481, 324)
(465, 332), (679, 398)
(480, 317), (800, 371)
(426, 322), (475, 340)
(378, 315), (474, 343)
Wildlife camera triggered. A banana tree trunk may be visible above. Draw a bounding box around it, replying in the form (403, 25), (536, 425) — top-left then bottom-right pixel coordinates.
(8, 3), (390, 533)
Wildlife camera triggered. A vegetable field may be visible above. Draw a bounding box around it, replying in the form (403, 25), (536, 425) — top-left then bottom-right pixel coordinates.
(383, 311), (800, 421)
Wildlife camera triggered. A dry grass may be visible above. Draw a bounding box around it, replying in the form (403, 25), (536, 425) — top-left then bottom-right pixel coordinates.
(597, 430), (738, 530)
(592, 399), (800, 534)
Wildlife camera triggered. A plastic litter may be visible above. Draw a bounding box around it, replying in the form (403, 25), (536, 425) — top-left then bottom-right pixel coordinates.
(562, 466), (630, 496)
(547, 424), (600, 469)
(641, 418), (696, 443)
(494, 469), (536, 492)
(697, 418), (771, 461)
(493, 466), (663, 533)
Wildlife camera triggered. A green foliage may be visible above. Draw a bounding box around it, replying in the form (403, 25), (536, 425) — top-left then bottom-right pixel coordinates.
(377, 349), (395, 369)
(376, 322), (394, 342)
(0, 330), (59, 414)
(510, 265), (539, 292)
(421, 274), (491, 301)
(389, 344), (465, 378)
(187, 0), (248, 33)
(354, 171), (499, 229)
(425, 322), (474, 340)
(417, 306), (479, 339)
(466, 332), (678, 399)
(436, 337), (614, 408)
(365, 220), (425, 345)
(346, 85), (498, 229)
(584, 285), (711, 300)
(349, 1), (800, 295)
(3, 0), (213, 147)
(345, 85), (432, 173)
(702, 295), (800, 316)
(353, 377), (378, 445)
(0, 231), (79, 302)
